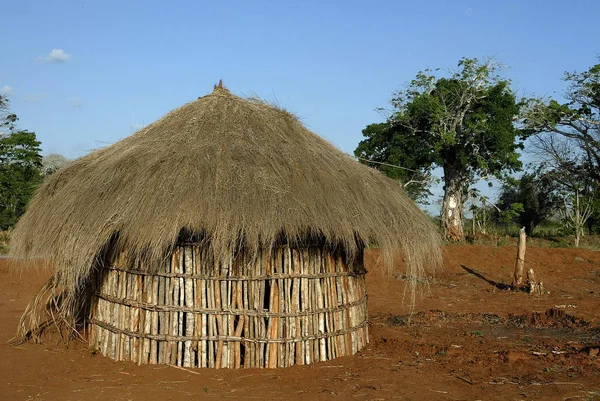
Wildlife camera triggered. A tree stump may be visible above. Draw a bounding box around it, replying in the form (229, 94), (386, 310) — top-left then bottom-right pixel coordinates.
(526, 268), (544, 295)
(512, 227), (544, 294)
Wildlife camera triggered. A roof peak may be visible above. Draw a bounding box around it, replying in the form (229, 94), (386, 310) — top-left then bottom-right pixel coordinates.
(212, 79), (229, 94)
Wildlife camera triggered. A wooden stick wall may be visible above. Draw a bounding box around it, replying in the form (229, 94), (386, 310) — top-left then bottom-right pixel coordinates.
(89, 245), (369, 368)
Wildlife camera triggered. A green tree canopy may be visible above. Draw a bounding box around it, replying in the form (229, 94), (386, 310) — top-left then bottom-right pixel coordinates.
(355, 122), (434, 203)
(497, 172), (559, 235)
(0, 95), (43, 229)
(356, 58), (524, 241)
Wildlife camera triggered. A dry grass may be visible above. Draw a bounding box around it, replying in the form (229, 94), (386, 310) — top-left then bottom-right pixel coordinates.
(10, 86), (442, 340)
(0, 230), (10, 254)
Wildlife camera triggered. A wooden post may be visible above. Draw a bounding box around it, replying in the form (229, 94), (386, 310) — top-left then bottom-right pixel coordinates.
(512, 227), (526, 289)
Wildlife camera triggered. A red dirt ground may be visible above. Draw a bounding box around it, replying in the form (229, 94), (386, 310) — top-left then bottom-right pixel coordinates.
(1, 244), (599, 401)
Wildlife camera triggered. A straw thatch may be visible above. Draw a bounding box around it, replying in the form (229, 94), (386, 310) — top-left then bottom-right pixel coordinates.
(11, 85), (442, 341)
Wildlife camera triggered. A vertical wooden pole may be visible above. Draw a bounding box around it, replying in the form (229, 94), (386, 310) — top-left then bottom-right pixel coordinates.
(207, 260), (215, 368)
(301, 249), (310, 365)
(184, 246), (195, 368)
(513, 227), (527, 288)
(214, 274), (224, 369)
(193, 247), (203, 368)
(170, 249), (180, 365)
(277, 249), (285, 368)
(120, 270), (129, 361)
(177, 251), (185, 366)
(150, 275), (159, 363)
(258, 250), (265, 368)
(143, 275), (151, 364)
(292, 248), (302, 365)
(157, 274), (165, 364)
(316, 251), (326, 361)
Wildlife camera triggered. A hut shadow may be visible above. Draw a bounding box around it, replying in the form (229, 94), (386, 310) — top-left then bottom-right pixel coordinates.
(460, 265), (511, 291)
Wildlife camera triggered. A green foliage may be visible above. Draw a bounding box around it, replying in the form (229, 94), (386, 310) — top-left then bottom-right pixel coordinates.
(355, 122), (434, 203)
(356, 57), (524, 239)
(546, 238), (572, 248)
(0, 131), (43, 229)
(0, 95), (43, 230)
(389, 58), (524, 181)
(531, 219), (564, 237)
(0, 95), (18, 133)
(498, 202), (524, 225)
(497, 173), (560, 234)
(587, 192), (600, 233)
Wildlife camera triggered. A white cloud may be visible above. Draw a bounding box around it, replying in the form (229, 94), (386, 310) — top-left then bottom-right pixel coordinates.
(38, 49), (72, 63)
(23, 93), (48, 103)
(0, 85), (13, 96)
(66, 97), (83, 108)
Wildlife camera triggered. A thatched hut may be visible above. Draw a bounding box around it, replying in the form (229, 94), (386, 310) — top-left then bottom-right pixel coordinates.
(10, 83), (441, 369)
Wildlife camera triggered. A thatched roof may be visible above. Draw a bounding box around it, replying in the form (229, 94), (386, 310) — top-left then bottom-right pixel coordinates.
(11, 86), (441, 297)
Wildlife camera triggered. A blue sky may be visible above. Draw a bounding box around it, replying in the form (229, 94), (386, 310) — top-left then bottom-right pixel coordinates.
(1, 0), (598, 210)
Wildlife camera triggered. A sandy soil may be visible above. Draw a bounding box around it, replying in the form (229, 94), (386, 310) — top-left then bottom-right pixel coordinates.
(1, 244), (599, 401)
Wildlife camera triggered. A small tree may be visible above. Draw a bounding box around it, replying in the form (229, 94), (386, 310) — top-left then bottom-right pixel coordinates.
(466, 189), (495, 235)
(560, 186), (595, 247)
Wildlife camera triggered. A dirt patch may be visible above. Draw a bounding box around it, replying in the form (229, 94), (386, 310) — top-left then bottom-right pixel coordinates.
(388, 308), (593, 329)
(1, 245), (600, 400)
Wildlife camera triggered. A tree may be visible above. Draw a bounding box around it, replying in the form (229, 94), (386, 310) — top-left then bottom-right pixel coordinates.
(523, 60), (600, 243)
(42, 153), (70, 175)
(357, 58), (524, 241)
(523, 60), (600, 183)
(497, 172), (559, 235)
(0, 95), (18, 134)
(528, 134), (598, 244)
(585, 191), (600, 235)
(0, 95), (43, 229)
(560, 184), (595, 247)
(466, 189), (497, 235)
(355, 122), (434, 203)
(547, 159), (597, 247)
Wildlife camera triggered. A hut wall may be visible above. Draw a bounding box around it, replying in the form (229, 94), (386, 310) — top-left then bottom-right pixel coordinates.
(88, 244), (369, 368)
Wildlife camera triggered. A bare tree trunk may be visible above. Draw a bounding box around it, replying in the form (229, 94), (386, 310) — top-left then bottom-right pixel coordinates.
(574, 189), (581, 247)
(513, 227), (526, 288)
(562, 187), (593, 248)
(441, 168), (465, 242)
(482, 208), (487, 235)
